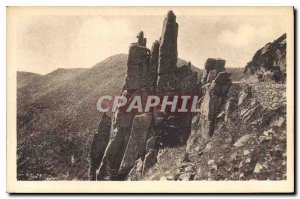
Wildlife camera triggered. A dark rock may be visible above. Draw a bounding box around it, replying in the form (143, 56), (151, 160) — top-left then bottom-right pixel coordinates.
(127, 158), (143, 181)
(89, 113), (112, 180)
(147, 40), (160, 89)
(146, 136), (156, 153)
(206, 70), (217, 83)
(96, 125), (132, 180)
(244, 33), (286, 83)
(143, 149), (158, 174)
(123, 43), (150, 90)
(158, 10), (178, 74)
(156, 73), (179, 95)
(211, 72), (231, 97)
(204, 58), (226, 72)
(118, 113), (152, 175)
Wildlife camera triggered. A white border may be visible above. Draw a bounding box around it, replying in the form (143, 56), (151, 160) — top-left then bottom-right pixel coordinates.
(1, 0), (299, 198)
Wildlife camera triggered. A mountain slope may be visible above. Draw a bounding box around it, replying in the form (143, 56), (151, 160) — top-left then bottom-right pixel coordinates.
(17, 71), (42, 89)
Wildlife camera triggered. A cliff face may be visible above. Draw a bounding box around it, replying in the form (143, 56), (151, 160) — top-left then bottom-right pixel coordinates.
(244, 33), (286, 83)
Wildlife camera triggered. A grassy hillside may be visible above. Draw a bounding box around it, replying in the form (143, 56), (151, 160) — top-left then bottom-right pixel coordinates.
(17, 71), (42, 89)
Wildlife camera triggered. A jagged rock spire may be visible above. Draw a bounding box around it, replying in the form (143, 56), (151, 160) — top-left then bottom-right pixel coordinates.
(158, 10), (178, 74)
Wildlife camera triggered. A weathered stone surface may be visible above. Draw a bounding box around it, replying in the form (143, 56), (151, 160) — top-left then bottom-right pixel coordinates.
(96, 125), (132, 180)
(206, 70), (217, 83)
(187, 57), (232, 143)
(244, 33), (286, 83)
(147, 40), (160, 88)
(123, 43), (150, 90)
(158, 10), (178, 74)
(127, 158), (143, 181)
(156, 73), (179, 95)
(89, 113), (112, 180)
(143, 149), (158, 174)
(214, 71), (230, 84)
(200, 90), (216, 121)
(137, 31), (144, 46)
(238, 86), (252, 107)
(240, 102), (262, 123)
(204, 58), (226, 72)
(224, 98), (238, 122)
(115, 111), (134, 128)
(118, 113), (152, 174)
(95, 11), (201, 181)
(211, 72), (231, 96)
(146, 136), (156, 153)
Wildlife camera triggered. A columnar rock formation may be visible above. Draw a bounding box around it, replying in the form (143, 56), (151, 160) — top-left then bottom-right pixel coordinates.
(88, 113), (111, 180)
(90, 10), (199, 181)
(187, 58), (231, 150)
(156, 10), (179, 95)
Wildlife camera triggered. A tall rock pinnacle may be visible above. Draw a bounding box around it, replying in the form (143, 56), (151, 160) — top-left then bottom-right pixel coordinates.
(156, 10), (179, 95)
(158, 10), (178, 74)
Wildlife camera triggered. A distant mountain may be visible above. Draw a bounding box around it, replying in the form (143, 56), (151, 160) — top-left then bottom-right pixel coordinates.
(17, 71), (42, 89)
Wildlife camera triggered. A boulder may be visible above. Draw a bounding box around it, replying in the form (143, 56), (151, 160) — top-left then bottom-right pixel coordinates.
(233, 134), (252, 147)
(200, 90), (216, 121)
(210, 72), (231, 96)
(136, 31), (145, 46)
(204, 58), (226, 72)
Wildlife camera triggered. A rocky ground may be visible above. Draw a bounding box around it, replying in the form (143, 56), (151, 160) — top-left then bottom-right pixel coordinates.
(142, 101), (286, 181)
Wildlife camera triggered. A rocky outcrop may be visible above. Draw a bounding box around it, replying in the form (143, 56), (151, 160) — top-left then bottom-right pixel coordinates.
(123, 32), (150, 90)
(154, 11), (199, 146)
(244, 33), (286, 83)
(96, 32), (152, 180)
(202, 58), (225, 84)
(89, 11), (287, 182)
(187, 58), (231, 152)
(91, 10), (199, 181)
(88, 113), (112, 180)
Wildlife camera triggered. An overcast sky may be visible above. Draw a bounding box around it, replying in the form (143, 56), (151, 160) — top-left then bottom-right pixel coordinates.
(16, 13), (287, 74)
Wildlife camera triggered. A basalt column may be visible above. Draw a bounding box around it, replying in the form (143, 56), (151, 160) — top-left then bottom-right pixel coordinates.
(156, 10), (179, 95)
(154, 10), (182, 146)
(97, 32), (151, 180)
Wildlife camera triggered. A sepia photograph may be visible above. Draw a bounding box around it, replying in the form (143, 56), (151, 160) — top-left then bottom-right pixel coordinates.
(6, 6), (294, 193)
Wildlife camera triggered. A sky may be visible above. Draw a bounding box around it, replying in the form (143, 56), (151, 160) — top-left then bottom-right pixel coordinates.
(15, 13), (287, 74)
